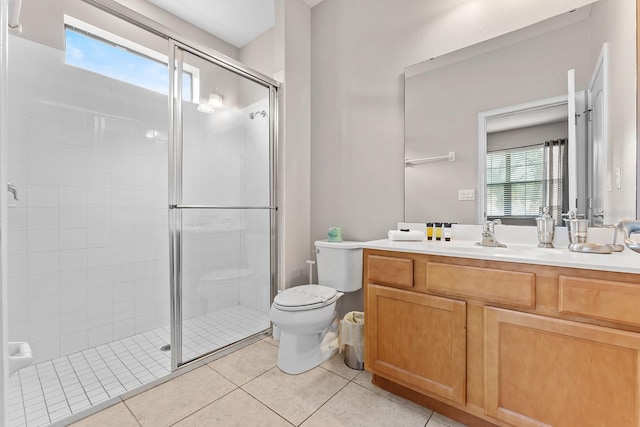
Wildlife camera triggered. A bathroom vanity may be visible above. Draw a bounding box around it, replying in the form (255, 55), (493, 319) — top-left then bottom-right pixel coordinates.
(361, 240), (640, 427)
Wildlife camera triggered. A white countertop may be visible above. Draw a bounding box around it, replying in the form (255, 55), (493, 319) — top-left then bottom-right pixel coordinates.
(361, 239), (640, 275)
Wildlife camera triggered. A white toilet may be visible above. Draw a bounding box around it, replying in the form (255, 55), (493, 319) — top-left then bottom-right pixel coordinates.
(270, 240), (362, 374)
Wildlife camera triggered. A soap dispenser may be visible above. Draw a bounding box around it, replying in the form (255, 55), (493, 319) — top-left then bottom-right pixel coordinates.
(536, 207), (555, 248)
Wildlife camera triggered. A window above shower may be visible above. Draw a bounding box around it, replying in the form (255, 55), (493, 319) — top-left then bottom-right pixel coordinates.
(63, 16), (199, 103)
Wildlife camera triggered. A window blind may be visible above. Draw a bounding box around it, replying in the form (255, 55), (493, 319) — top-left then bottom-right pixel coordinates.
(486, 146), (543, 217)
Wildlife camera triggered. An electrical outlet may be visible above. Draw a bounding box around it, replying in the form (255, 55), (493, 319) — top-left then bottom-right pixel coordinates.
(615, 167), (621, 189)
(458, 189), (475, 201)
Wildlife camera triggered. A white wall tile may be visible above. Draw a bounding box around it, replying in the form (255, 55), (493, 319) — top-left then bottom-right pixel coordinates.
(112, 227), (134, 245)
(28, 272), (59, 298)
(59, 186), (86, 208)
(59, 228), (87, 250)
(28, 207), (59, 230)
(28, 251), (59, 275)
(8, 229), (27, 254)
(9, 207), (28, 230)
(28, 163), (59, 186)
(111, 245), (134, 266)
(60, 332), (88, 355)
(28, 315), (60, 342)
(112, 208), (134, 227)
(28, 229), (59, 252)
(134, 261), (154, 280)
(59, 270), (87, 293)
(87, 247), (112, 268)
(87, 303), (112, 326)
(87, 228), (111, 248)
(112, 319), (135, 340)
(87, 266), (112, 289)
(134, 314), (155, 334)
(59, 290), (87, 314)
(9, 276), (28, 302)
(30, 337), (61, 364)
(60, 311), (88, 335)
(58, 143), (86, 166)
(59, 249), (87, 271)
(112, 264), (134, 286)
(58, 165), (87, 187)
(87, 208), (111, 228)
(59, 207), (87, 229)
(86, 188), (111, 208)
(28, 185), (58, 207)
(113, 300), (136, 322)
(87, 325), (112, 348)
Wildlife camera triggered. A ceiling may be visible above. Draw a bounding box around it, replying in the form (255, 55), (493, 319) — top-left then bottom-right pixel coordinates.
(146, 0), (323, 48)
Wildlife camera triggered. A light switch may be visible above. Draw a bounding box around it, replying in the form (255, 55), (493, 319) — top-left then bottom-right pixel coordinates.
(459, 189), (475, 201)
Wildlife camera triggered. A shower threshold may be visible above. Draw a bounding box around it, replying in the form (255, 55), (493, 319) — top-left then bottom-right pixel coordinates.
(8, 305), (270, 427)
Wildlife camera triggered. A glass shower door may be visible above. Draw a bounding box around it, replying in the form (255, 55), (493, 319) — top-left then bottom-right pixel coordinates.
(169, 42), (276, 367)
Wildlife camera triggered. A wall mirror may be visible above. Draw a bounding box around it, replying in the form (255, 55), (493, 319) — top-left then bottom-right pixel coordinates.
(404, 1), (637, 226)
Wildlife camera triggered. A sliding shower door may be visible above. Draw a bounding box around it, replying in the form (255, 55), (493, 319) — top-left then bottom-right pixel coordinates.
(168, 42), (276, 367)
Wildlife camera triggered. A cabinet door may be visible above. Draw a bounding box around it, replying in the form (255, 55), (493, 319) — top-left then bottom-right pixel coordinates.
(485, 307), (640, 427)
(366, 284), (466, 404)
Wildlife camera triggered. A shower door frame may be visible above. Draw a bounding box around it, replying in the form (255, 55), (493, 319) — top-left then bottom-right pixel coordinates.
(79, 0), (280, 372)
(168, 40), (279, 369)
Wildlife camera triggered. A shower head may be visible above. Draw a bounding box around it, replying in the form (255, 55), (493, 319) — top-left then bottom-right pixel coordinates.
(249, 110), (267, 119)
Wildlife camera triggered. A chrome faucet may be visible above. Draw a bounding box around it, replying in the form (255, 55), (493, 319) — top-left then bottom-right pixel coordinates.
(7, 183), (18, 201)
(615, 219), (640, 253)
(477, 219), (507, 248)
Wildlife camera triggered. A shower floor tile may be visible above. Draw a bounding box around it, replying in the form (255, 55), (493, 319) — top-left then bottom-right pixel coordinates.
(9, 305), (270, 427)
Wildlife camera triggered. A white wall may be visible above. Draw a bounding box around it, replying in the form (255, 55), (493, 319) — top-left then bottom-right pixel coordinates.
(589, 0), (637, 220)
(310, 0), (603, 243)
(275, 0), (312, 289)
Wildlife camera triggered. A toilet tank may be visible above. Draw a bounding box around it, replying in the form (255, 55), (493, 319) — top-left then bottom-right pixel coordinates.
(314, 240), (363, 292)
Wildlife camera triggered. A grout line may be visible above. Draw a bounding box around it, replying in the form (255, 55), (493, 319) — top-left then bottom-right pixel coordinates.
(166, 386), (239, 426)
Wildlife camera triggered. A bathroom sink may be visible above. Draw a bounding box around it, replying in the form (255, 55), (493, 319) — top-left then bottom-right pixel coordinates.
(432, 241), (566, 260)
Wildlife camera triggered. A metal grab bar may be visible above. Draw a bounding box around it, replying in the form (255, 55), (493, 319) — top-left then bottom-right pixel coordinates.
(169, 205), (277, 210)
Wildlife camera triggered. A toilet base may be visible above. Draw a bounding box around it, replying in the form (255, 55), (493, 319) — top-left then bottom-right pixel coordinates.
(277, 317), (339, 375)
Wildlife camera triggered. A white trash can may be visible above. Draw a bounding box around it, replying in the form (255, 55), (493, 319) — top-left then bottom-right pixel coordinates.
(339, 311), (364, 370)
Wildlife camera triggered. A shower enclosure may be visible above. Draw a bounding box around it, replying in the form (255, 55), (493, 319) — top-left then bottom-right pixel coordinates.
(3, 1), (277, 425)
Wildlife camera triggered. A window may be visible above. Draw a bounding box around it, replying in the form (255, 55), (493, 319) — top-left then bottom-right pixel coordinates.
(64, 16), (198, 102)
(486, 146), (543, 218)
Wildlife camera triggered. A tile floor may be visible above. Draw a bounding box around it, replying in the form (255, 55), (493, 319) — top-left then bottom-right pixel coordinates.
(71, 336), (469, 427)
(9, 305), (270, 427)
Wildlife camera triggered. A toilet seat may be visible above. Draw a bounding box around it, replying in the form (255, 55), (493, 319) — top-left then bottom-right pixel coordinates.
(273, 285), (339, 312)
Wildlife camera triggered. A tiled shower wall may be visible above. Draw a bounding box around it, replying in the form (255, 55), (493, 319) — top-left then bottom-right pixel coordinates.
(6, 34), (271, 364)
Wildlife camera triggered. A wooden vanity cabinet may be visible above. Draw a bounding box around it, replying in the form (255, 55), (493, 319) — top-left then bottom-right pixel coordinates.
(366, 284), (467, 404)
(364, 248), (640, 427)
(484, 307), (640, 427)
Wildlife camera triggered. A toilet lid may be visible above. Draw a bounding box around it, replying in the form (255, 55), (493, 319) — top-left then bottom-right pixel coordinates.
(273, 285), (338, 311)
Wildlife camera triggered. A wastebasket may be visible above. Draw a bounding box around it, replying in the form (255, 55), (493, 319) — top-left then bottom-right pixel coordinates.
(339, 311), (364, 370)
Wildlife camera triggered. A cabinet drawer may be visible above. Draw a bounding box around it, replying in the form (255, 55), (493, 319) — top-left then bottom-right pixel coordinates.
(559, 276), (640, 327)
(367, 255), (414, 289)
(426, 262), (535, 308)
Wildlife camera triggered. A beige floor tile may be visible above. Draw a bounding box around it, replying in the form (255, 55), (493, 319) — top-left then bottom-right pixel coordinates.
(174, 388), (292, 427)
(300, 382), (429, 427)
(208, 340), (279, 385)
(124, 366), (236, 427)
(430, 412), (468, 427)
(262, 335), (280, 347)
(243, 366), (348, 426)
(70, 402), (139, 427)
(352, 370), (433, 417)
(320, 352), (361, 380)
